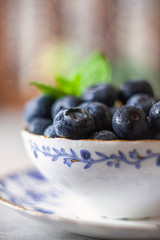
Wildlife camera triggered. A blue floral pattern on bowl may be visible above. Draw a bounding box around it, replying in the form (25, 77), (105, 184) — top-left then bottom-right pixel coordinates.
(29, 140), (160, 169)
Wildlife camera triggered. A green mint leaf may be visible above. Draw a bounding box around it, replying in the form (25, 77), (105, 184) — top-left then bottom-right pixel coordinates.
(30, 81), (66, 98)
(56, 75), (81, 96)
(70, 74), (81, 96)
(72, 52), (111, 94)
(56, 76), (74, 95)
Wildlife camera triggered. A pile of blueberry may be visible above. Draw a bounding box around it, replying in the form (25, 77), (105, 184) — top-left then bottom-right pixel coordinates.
(24, 79), (160, 141)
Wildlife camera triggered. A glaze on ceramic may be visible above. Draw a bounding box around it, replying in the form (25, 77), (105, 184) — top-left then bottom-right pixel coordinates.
(22, 130), (160, 219)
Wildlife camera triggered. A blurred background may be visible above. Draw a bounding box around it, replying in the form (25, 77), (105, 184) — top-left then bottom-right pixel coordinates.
(0, 0), (160, 174)
(0, 0), (160, 109)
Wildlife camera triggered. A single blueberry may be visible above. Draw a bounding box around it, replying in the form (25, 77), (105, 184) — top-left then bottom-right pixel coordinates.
(28, 118), (52, 135)
(112, 106), (150, 140)
(53, 108), (95, 139)
(24, 95), (54, 123)
(51, 95), (82, 120)
(126, 93), (156, 115)
(82, 83), (118, 106)
(90, 130), (118, 140)
(43, 125), (58, 138)
(79, 101), (112, 131)
(149, 101), (160, 129)
(119, 80), (154, 103)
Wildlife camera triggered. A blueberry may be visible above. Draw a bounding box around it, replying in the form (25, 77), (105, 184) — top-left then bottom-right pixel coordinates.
(43, 125), (58, 138)
(28, 118), (52, 135)
(149, 101), (160, 129)
(51, 95), (82, 120)
(119, 80), (154, 103)
(112, 106), (150, 140)
(154, 132), (160, 140)
(82, 83), (118, 106)
(24, 95), (54, 123)
(90, 130), (118, 140)
(79, 101), (112, 131)
(109, 106), (119, 118)
(148, 126), (158, 139)
(126, 93), (156, 115)
(54, 108), (95, 139)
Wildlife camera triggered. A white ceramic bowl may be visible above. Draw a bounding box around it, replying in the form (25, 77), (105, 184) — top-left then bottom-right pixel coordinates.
(22, 129), (160, 220)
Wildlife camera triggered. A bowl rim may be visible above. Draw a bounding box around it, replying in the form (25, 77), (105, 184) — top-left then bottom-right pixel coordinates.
(22, 129), (160, 143)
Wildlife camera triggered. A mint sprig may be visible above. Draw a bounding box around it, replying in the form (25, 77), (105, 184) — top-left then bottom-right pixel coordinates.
(70, 52), (111, 94)
(30, 52), (111, 98)
(30, 82), (66, 98)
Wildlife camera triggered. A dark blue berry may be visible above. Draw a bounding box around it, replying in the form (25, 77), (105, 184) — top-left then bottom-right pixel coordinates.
(154, 132), (160, 140)
(149, 101), (160, 129)
(90, 130), (118, 140)
(119, 80), (154, 103)
(24, 95), (54, 123)
(126, 93), (156, 115)
(147, 125), (157, 139)
(43, 125), (58, 138)
(54, 108), (95, 139)
(112, 106), (150, 140)
(109, 106), (119, 118)
(28, 118), (52, 135)
(82, 83), (118, 106)
(51, 95), (82, 120)
(79, 101), (112, 131)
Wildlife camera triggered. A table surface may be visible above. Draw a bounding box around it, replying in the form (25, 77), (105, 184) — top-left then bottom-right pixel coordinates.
(0, 109), (100, 240)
